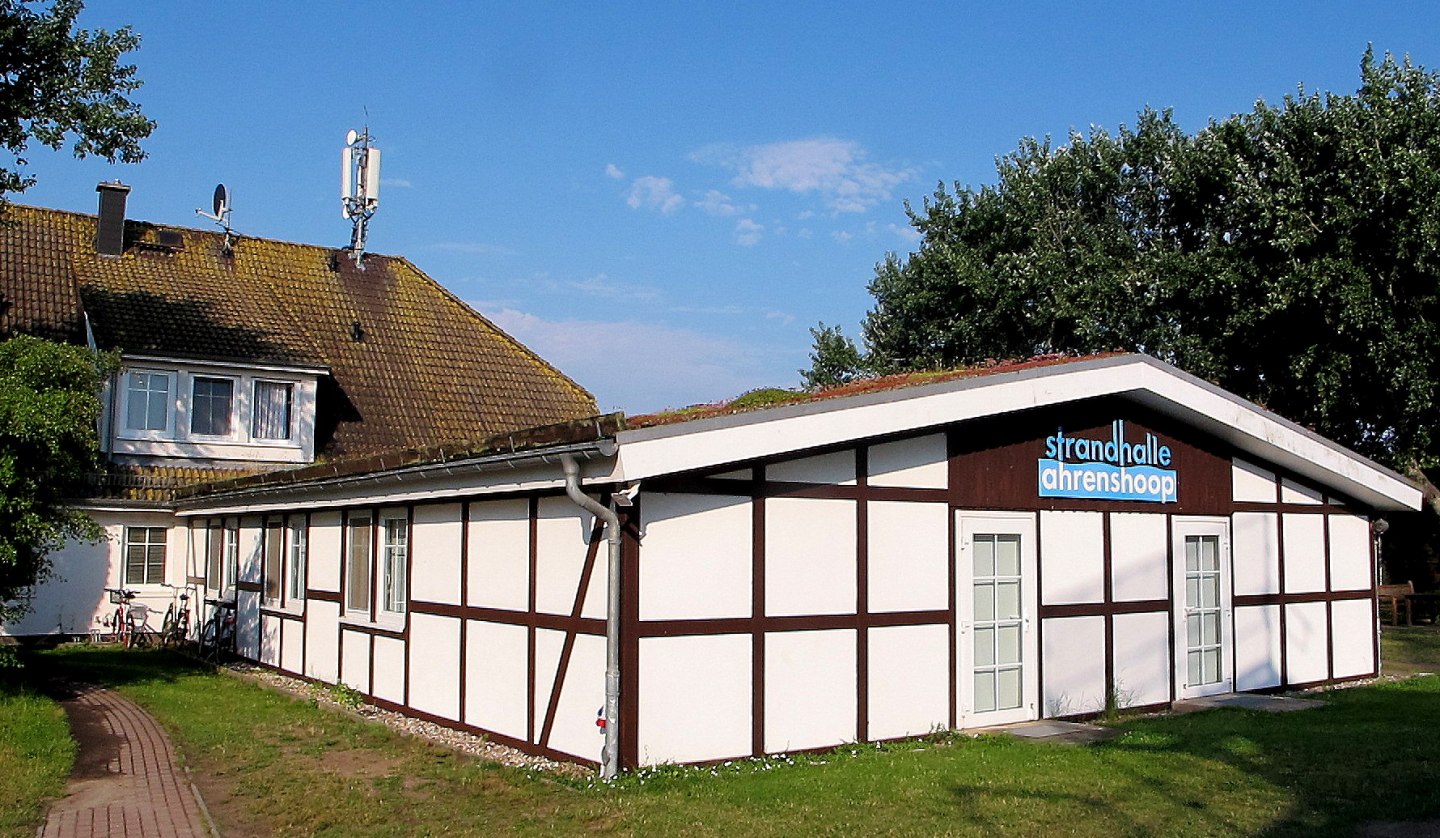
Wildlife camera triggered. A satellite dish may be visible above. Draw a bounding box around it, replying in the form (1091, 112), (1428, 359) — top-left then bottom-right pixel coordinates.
(346, 128), (358, 146)
(212, 184), (230, 218)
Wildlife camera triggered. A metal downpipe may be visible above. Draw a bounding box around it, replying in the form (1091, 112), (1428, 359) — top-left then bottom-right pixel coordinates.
(560, 454), (622, 779)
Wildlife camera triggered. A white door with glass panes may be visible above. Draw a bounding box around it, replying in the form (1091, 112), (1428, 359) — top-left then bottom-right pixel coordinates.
(1172, 518), (1232, 699)
(957, 512), (1039, 726)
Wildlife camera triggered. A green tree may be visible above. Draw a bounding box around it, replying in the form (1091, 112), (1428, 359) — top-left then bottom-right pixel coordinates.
(0, 0), (153, 204)
(801, 322), (868, 390)
(0, 335), (110, 625)
(813, 49), (1440, 475)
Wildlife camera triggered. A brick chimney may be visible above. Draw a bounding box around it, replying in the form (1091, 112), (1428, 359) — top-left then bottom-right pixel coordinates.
(95, 181), (131, 257)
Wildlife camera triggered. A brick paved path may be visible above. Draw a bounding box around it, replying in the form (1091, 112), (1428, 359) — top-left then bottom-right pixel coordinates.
(41, 684), (215, 838)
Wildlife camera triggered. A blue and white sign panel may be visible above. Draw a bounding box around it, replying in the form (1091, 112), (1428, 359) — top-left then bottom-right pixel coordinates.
(1038, 420), (1178, 504)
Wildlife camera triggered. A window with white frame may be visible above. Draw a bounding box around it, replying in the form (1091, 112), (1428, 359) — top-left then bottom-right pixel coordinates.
(252, 381), (294, 440)
(222, 523), (239, 593)
(286, 519), (307, 603)
(191, 377), (235, 436)
(206, 523), (223, 591)
(346, 515), (373, 614)
(124, 371), (173, 432)
(263, 521), (283, 604)
(381, 515), (408, 615)
(123, 527), (166, 585)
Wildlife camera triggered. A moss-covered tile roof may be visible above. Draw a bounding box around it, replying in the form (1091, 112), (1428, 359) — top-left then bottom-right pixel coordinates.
(1, 204), (598, 458)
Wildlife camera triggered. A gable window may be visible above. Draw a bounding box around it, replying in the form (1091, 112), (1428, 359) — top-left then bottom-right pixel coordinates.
(346, 515), (373, 614)
(124, 527), (166, 585)
(192, 377), (234, 436)
(253, 381), (293, 440)
(381, 515), (408, 615)
(124, 371), (172, 431)
(286, 519), (307, 603)
(263, 521), (283, 604)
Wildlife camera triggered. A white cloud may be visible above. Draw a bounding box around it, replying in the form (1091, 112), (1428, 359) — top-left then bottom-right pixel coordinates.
(605, 163), (625, 179)
(627, 175), (684, 213)
(481, 307), (786, 413)
(693, 137), (915, 213)
(381, 177), (413, 189)
(696, 189), (753, 217)
(831, 230), (853, 243)
(735, 218), (764, 246)
(888, 222), (922, 244)
(566, 272), (659, 301)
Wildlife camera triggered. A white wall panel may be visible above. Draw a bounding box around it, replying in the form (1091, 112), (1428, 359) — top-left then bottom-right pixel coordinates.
(236, 590), (260, 660)
(309, 511), (343, 593)
(1040, 511), (1104, 605)
(868, 434), (947, 489)
(765, 629), (857, 753)
(468, 499), (529, 611)
(259, 613), (281, 667)
(638, 634), (752, 766)
(1234, 605), (1282, 691)
(867, 624), (949, 740)
(1329, 515), (1373, 591)
(1233, 513), (1281, 596)
(1111, 611), (1170, 707)
(765, 498), (856, 616)
(640, 493), (752, 620)
(4, 521), (117, 636)
(408, 613), (460, 721)
(1285, 601), (1329, 684)
(1282, 515), (1327, 594)
(1041, 615), (1106, 716)
(239, 517), (263, 584)
(305, 599), (339, 682)
(1281, 478), (1324, 505)
(532, 628), (566, 743)
(547, 634), (606, 762)
(1232, 459), (1277, 503)
(535, 498), (594, 616)
(410, 504), (462, 606)
(1331, 599), (1376, 679)
(766, 450), (856, 484)
(465, 620), (528, 741)
(340, 629), (370, 693)
(280, 616), (304, 674)
(1110, 513), (1168, 602)
(868, 501), (948, 613)
(372, 636), (406, 704)
(580, 556), (607, 622)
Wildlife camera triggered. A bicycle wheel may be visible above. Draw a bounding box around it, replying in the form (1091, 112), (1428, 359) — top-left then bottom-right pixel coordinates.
(200, 617), (219, 662)
(111, 607), (126, 644)
(161, 606), (176, 648)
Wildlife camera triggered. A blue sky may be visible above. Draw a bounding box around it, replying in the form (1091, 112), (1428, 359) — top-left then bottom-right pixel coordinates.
(18, 2), (1440, 413)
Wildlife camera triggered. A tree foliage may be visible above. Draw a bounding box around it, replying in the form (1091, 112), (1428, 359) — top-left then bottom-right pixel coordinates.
(0, 0), (153, 203)
(811, 50), (1440, 472)
(0, 335), (111, 624)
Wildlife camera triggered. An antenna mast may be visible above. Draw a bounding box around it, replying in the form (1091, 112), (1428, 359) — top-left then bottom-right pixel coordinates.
(341, 127), (381, 265)
(196, 183), (235, 254)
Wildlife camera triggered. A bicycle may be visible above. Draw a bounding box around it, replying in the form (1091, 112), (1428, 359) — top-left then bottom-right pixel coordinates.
(159, 582), (196, 648)
(101, 588), (151, 648)
(199, 598), (237, 663)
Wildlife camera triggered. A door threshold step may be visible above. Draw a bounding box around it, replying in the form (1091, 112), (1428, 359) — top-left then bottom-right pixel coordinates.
(1172, 693), (1324, 713)
(977, 720), (1121, 744)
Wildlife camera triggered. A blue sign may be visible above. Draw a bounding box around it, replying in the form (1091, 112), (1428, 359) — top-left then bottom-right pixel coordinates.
(1038, 420), (1177, 503)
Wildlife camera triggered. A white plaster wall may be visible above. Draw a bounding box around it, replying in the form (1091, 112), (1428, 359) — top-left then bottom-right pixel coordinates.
(765, 498), (856, 616)
(236, 589), (260, 660)
(1041, 615), (1106, 716)
(1109, 513), (1168, 602)
(639, 493), (752, 620)
(1281, 478), (1324, 505)
(711, 467), (753, 480)
(765, 450), (856, 484)
(259, 613), (281, 667)
(534, 498), (594, 616)
(1284, 601), (1329, 684)
(638, 634), (752, 766)
(532, 628), (566, 743)
(410, 503), (462, 606)
(4, 516), (124, 636)
(1331, 598), (1376, 679)
(372, 635), (406, 704)
(580, 555), (607, 622)
(340, 629), (370, 693)
(468, 499), (529, 611)
(867, 501), (947, 613)
(868, 433), (947, 489)
(305, 598), (339, 682)
(1329, 515), (1372, 591)
(1111, 611), (1170, 707)
(1040, 511), (1104, 605)
(408, 613), (460, 721)
(1234, 605), (1283, 691)
(765, 629), (857, 753)
(465, 620), (528, 741)
(548, 633), (606, 762)
(1232, 459), (1277, 503)
(867, 624), (949, 740)
(308, 511), (343, 594)
(280, 616), (304, 674)
(1233, 513), (1281, 596)
(1282, 515), (1327, 594)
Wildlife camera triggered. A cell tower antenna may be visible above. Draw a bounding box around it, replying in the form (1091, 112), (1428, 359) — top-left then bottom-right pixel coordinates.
(196, 183), (236, 254)
(341, 126), (381, 266)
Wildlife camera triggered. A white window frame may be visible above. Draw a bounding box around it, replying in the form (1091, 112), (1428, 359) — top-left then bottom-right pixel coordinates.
(380, 514), (408, 617)
(118, 369), (176, 439)
(123, 526), (167, 586)
(222, 523), (239, 596)
(345, 514), (374, 617)
(262, 520), (284, 606)
(286, 518), (307, 605)
(190, 375), (238, 439)
(251, 379), (296, 443)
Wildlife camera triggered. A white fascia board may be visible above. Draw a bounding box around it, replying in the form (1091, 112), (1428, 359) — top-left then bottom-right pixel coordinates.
(613, 355), (1421, 512)
(121, 353), (329, 377)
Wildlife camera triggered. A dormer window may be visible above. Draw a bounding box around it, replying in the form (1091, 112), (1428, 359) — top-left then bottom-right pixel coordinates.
(252, 381), (294, 440)
(124, 370), (174, 432)
(191, 377), (235, 436)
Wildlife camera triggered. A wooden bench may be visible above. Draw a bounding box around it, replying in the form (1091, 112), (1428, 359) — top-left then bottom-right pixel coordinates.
(1378, 582), (1415, 626)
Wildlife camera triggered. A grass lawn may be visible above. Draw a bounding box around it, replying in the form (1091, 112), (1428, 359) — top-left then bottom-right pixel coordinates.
(0, 673), (74, 838)
(9, 631), (1440, 837)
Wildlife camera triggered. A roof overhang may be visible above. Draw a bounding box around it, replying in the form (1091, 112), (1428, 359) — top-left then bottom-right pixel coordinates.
(120, 353), (330, 377)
